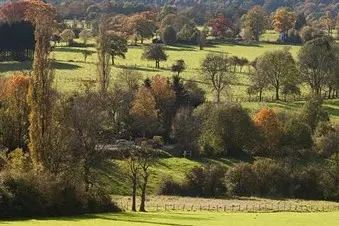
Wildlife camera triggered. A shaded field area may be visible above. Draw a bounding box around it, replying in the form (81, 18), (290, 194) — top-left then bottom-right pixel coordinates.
(1, 211), (339, 226)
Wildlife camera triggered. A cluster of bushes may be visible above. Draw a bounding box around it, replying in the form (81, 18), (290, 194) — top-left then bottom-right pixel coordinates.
(159, 164), (227, 197)
(159, 157), (339, 201)
(0, 149), (121, 219)
(226, 158), (339, 200)
(162, 24), (201, 45)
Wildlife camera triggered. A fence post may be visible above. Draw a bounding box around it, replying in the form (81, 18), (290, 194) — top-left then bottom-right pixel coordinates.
(224, 205), (226, 212)
(165, 204), (167, 211)
(217, 205), (219, 212)
(191, 205), (194, 211)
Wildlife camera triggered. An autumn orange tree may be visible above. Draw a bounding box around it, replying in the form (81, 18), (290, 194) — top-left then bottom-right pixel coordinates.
(273, 8), (296, 34)
(130, 87), (158, 137)
(150, 75), (176, 139)
(0, 0), (57, 168)
(253, 108), (283, 156)
(0, 74), (30, 151)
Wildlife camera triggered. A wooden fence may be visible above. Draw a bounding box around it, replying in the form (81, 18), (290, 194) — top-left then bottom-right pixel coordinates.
(118, 202), (339, 213)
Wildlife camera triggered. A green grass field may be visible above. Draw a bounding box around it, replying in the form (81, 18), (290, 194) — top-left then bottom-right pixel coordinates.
(2, 211), (339, 226)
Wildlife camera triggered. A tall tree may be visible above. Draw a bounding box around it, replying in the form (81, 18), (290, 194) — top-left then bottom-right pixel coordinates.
(273, 8), (296, 34)
(142, 44), (167, 68)
(256, 48), (297, 100)
(97, 16), (111, 94)
(242, 6), (269, 41)
(201, 53), (235, 103)
(130, 86), (158, 137)
(108, 33), (128, 65)
(25, 0), (56, 169)
(298, 37), (336, 94)
(209, 13), (232, 39)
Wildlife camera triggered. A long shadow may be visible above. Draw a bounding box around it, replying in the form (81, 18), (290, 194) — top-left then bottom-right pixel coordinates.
(116, 65), (161, 72)
(0, 61), (81, 72)
(54, 47), (94, 53)
(165, 45), (197, 52)
(52, 61), (82, 70)
(0, 61), (32, 72)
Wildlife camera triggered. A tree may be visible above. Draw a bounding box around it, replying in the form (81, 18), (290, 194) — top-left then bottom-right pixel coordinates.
(60, 29), (75, 46)
(79, 29), (92, 44)
(60, 91), (109, 192)
(97, 16), (111, 94)
(253, 108), (283, 156)
(248, 67), (269, 101)
(108, 33), (128, 65)
(298, 37), (336, 94)
(199, 103), (257, 156)
(295, 13), (307, 30)
(273, 8), (296, 34)
(171, 59), (185, 76)
(242, 6), (269, 41)
(171, 108), (201, 153)
(130, 87), (158, 137)
(300, 26), (324, 43)
(162, 25), (177, 45)
(256, 48), (297, 100)
(209, 13), (232, 39)
(25, 0), (56, 169)
(142, 44), (168, 68)
(81, 49), (95, 62)
(300, 94), (329, 132)
(0, 74), (30, 151)
(150, 75), (176, 140)
(137, 146), (161, 212)
(128, 12), (156, 44)
(201, 53), (235, 103)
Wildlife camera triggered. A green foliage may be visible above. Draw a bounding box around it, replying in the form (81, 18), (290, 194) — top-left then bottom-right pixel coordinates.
(198, 103), (257, 156)
(162, 25), (177, 45)
(300, 94), (329, 131)
(142, 44), (168, 68)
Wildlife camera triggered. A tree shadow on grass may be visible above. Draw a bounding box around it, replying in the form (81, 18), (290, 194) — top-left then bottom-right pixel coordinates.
(165, 45), (197, 52)
(52, 61), (82, 70)
(0, 61), (81, 73)
(1, 212), (205, 226)
(116, 64), (161, 73)
(0, 61), (32, 73)
(54, 47), (94, 53)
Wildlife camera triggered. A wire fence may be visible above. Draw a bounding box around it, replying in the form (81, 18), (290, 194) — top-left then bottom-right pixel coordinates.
(118, 201), (339, 213)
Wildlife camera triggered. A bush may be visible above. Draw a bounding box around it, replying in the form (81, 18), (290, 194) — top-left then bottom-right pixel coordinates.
(225, 163), (258, 196)
(199, 103), (258, 157)
(162, 26), (177, 45)
(252, 159), (291, 197)
(291, 165), (324, 200)
(158, 176), (183, 196)
(158, 164), (227, 197)
(0, 172), (121, 219)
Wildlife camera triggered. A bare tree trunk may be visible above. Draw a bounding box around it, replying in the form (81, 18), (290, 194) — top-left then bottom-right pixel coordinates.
(132, 177), (137, 212)
(139, 183), (147, 212)
(216, 91), (221, 103)
(259, 89), (263, 102)
(112, 55), (115, 65)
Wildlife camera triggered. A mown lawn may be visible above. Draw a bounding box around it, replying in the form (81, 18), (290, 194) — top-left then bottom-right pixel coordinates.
(2, 211), (339, 226)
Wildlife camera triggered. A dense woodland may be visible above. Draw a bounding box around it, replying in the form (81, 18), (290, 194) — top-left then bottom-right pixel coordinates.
(0, 0), (339, 220)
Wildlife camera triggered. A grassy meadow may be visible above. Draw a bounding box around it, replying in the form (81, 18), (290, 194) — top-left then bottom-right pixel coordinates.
(1, 211), (339, 226)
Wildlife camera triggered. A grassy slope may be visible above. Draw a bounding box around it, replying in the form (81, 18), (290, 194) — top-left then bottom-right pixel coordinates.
(109, 157), (240, 195)
(2, 211), (339, 226)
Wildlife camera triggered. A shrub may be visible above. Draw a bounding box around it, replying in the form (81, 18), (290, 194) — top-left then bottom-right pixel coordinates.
(291, 165), (324, 200)
(0, 172), (122, 219)
(225, 163), (258, 196)
(252, 159), (290, 197)
(199, 103), (258, 157)
(158, 176), (183, 196)
(162, 26), (177, 45)
(158, 164), (227, 197)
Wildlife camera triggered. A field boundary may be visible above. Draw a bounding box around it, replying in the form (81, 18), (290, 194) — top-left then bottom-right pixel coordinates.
(118, 202), (339, 213)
